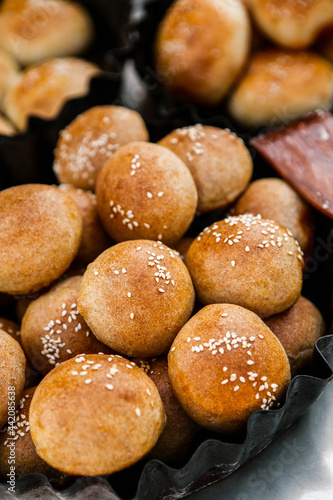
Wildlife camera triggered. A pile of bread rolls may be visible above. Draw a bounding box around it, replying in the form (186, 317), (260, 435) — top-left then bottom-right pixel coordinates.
(154, 0), (333, 127)
(0, 91), (327, 481)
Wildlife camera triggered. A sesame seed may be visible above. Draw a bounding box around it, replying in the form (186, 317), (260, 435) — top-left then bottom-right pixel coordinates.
(135, 408), (141, 417)
(234, 386), (240, 391)
(247, 360), (254, 365)
(85, 379), (92, 384)
(147, 192), (153, 198)
(127, 292), (132, 297)
(106, 384), (114, 390)
(130, 313), (134, 320)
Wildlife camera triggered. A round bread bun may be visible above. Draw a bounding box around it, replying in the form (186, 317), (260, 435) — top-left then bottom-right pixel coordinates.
(134, 356), (200, 462)
(0, 0), (94, 67)
(58, 185), (112, 264)
(29, 354), (166, 476)
(185, 213), (303, 318)
(231, 178), (315, 259)
(228, 50), (333, 127)
(78, 240), (195, 357)
(264, 296), (325, 377)
(249, 0), (333, 49)
(0, 184), (82, 295)
(0, 317), (39, 388)
(54, 106), (149, 191)
(154, 0), (251, 106)
(21, 276), (112, 376)
(3, 57), (100, 131)
(0, 387), (68, 485)
(158, 125), (253, 213)
(96, 142), (198, 247)
(0, 113), (16, 135)
(0, 329), (26, 428)
(168, 304), (291, 434)
(0, 48), (19, 107)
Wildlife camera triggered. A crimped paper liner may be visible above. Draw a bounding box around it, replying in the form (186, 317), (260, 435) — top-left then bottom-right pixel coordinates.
(6, 335), (333, 500)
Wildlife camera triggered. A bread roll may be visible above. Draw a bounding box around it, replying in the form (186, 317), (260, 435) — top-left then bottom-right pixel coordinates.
(154, 0), (251, 105)
(78, 240), (195, 357)
(29, 354), (166, 475)
(0, 184), (82, 295)
(168, 304), (291, 433)
(185, 213), (303, 318)
(0, 0), (94, 66)
(54, 106), (149, 191)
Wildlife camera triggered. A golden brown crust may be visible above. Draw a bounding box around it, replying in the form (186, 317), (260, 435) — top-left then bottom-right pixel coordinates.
(96, 142), (198, 247)
(54, 106), (149, 191)
(0, 0), (94, 66)
(3, 57), (100, 130)
(58, 185), (112, 264)
(231, 178), (315, 259)
(249, 0), (333, 49)
(0, 387), (67, 484)
(264, 296), (326, 377)
(21, 276), (111, 376)
(158, 125), (253, 213)
(29, 354), (166, 476)
(168, 304), (291, 434)
(185, 214), (303, 318)
(228, 50), (333, 127)
(0, 317), (39, 389)
(0, 329), (26, 428)
(154, 0), (251, 105)
(0, 184), (82, 295)
(78, 240), (195, 357)
(135, 357), (199, 462)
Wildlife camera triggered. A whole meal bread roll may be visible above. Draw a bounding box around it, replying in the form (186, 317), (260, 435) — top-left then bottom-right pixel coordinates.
(0, 387), (68, 485)
(168, 304), (291, 434)
(0, 0), (94, 67)
(78, 239), (195, 357)
(29, 354), (166, 476)
(231, 178), (315, 259)
(248, 0), (333, 49)
(3, 57), (100, 130)
(54, 106), (149, 191)
(185, 213), (303, 318)
(158, 125), (253, 213)
(264, 296), (326, 377)
(228, 49), (333, 127)
(21, 276), (112, 376)
(154, 0), (251, 105)
(0, 184), (82, 295)
(0, 329), (26, 428)
(96, 141), (198, 247)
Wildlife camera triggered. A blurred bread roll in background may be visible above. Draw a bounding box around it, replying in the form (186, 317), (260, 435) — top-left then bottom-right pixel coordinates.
(0, 0), (94, 67)
(154, 0), (251, 105)
(0, 48), (19, 109)
(228, 50), (333, 127)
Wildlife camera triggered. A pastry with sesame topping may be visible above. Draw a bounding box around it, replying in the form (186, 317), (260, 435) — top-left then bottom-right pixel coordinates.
(185, 213), (303, 318)
(78, 240), (195, 357)
(231, 178), (315, 259)
(58, 184), (112, 264)
(54, 106), (149, 191)
(134, 356), (200, 462)
(96, 141), (198, 247)
(20, 276), (112, 376)
(0, 184), (82, 295)
(0, 387), (68, 485)
(228, 50), (333, 127)
(3, 57), (100, 131)
(168, 304), (291, 434)
(29, 354), (166, 475)
(154, 0), (250, 105)
(264, 296), (326, 377)
(158, 125), (252, 213)
(0, 329), (26, 428)
(0, 317), (39, 389)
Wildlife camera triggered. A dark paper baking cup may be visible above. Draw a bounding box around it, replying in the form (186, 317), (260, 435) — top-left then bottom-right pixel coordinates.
(4, 335), (333, 500)
(0, 0), (132, 189)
